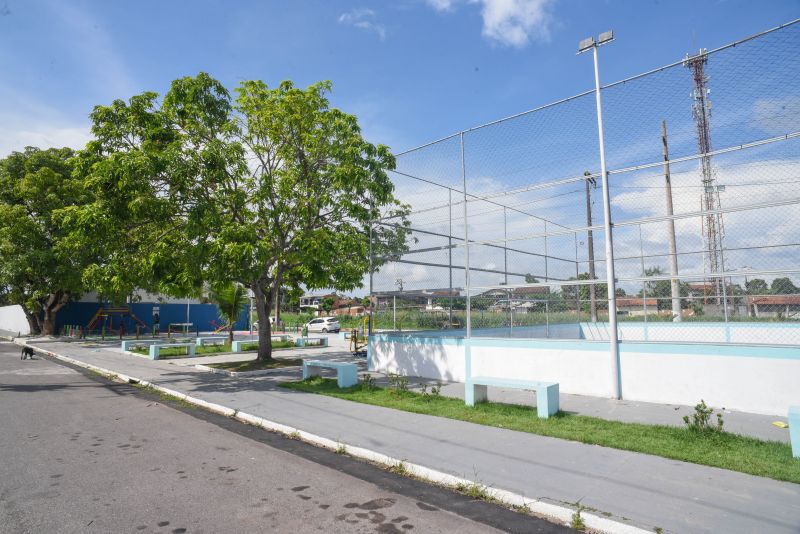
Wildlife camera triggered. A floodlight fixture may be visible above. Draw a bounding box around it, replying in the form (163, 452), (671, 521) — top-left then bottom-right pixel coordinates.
(578, 31), (614, 54)
(578, 36), (595, 53)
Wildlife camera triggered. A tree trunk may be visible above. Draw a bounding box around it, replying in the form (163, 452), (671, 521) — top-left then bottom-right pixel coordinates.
(228, 324), (234, 346)
(40, 291), (70, 336)
(23, 307), (41, 336)
(252, 283), (273, 361)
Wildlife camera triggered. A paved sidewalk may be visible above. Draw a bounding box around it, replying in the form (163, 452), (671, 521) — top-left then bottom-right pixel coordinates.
(19, 338), (800, 533)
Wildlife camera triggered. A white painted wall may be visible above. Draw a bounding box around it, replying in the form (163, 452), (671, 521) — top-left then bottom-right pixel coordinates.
(0, 305), (30, 335)
(370, 335), (800, 415)
(370, 337), (466, 382)
(619, 349), (800, 415)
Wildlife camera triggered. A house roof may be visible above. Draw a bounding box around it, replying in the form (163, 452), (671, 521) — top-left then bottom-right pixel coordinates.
(746, 295), (800, 305)
(616, 298), (657, 307)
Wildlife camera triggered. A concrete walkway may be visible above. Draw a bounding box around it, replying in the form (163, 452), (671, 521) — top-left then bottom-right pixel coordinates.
(17, 338), (800, 533)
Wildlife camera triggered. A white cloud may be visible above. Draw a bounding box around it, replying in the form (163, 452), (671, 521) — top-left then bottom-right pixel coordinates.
(0, 85), (91, 156)
(424, 0), (556, 48)
(338, 8), (387, 41)
(425, 0), (456, 11)
(477, 0), (554, 47)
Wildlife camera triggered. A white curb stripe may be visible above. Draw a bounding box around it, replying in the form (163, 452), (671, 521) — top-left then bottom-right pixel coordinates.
(16, 339), (651, 534)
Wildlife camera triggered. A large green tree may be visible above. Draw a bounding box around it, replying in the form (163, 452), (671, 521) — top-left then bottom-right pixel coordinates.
(0, 147), (90, 334)
(71, 74), (409, 360)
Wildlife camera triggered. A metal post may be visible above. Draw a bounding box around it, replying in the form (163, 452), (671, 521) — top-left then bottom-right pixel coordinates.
(585, 174), (598, 322)
(662, 120), (682, 322)
(544, 221), (550, 338)
(448, 188), (453, 326)
(460, 132), (471, 338)
(504, 207), (510, 332)
(368, 216), (374, 335)
(393, 295), (396, 331)
(639, 224), (648, 326)
(592, 44), (621, 399)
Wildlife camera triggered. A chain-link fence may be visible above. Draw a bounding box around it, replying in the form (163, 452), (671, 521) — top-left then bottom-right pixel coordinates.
(370, 19), (800, 346)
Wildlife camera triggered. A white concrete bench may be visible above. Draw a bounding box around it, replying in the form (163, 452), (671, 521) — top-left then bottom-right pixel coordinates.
(231, 340), (258, 353)
(149, 343), (195, 360)
(195, 336), (227, 347)
(121, 339), (160, 351)
(296, 336), (328, 348)
(465, 376), (559, 419)
(302, 360), (358, 388)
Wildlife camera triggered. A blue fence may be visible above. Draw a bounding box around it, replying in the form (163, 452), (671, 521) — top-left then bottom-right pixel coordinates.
(55, 301), (249, 334)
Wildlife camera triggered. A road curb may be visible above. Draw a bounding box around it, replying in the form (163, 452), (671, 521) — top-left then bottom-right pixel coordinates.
(14, 339), (652, 534)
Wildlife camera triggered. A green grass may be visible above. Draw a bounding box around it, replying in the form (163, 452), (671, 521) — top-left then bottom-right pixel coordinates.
(281, 377), (800, 484)
(130, 340), (295, 358)
(207, 358), (303, 372)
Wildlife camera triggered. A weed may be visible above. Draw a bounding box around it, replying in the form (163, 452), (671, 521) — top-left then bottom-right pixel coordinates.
(420, 383), (429, 397)
(335, 442), (347, 455)
(654, 528), (663, 534)
(388, 373), (409, 393)
(683, 399), (724, 433)
(431, 381), (442, 397)
(288, 430), (301, 440)
(387, 461), (408, 475)
(570, 503), (586, 531)
(455, 480), (493, 501)
(360, 373), (376, 391)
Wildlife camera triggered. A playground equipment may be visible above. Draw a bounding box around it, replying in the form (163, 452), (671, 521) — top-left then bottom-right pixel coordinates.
(86, 306), (148, 338)
(349, 316), (369, 357)
(210, 319), (232, 334)
(168, 322), (196, 337)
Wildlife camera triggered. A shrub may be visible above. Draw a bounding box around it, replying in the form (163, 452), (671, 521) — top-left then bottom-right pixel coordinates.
(683, 399), (724, 432)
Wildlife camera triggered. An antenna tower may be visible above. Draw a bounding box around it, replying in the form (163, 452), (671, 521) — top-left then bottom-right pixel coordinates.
(684, 49), (725, 300)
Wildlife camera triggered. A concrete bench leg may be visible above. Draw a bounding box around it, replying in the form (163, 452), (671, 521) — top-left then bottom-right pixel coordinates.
(149, 345), (159, 360)
(303, 363), (322, 380)
(790, 406), (800, 459)
(337, 366), (358, 388)
(187, 345), (195, 357)
(232, 341), (242, 353)
(465, 383), (488, 406)
(535, 384), (559, 419)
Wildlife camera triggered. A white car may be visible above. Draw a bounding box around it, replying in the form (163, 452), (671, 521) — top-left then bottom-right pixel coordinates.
(306, 317), (340, 333)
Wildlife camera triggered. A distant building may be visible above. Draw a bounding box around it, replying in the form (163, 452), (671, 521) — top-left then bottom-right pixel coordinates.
(615, 297), (658, 317)
(746, 295), (800, 319)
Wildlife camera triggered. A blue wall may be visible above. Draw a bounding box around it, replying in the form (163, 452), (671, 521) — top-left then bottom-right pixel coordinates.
(56, 301), (249, 334)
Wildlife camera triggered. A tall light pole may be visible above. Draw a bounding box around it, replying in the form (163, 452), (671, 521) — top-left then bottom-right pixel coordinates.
(579, 30), (622, 399)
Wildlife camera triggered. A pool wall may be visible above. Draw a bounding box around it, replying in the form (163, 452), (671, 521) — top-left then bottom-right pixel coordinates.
(369, 330), (800, 416)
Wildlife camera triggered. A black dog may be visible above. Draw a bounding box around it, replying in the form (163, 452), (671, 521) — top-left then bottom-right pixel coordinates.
(21, 346), (35, 360)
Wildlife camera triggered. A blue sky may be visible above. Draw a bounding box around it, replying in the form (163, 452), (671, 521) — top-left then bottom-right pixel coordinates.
(0, 0), (797, 156)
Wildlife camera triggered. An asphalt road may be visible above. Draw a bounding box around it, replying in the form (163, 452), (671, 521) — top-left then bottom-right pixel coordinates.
(0, 342), (570, 534)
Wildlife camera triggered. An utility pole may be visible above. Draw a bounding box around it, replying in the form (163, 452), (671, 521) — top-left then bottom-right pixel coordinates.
(584, 171), (598, 322)
(662, 120), (682, 322)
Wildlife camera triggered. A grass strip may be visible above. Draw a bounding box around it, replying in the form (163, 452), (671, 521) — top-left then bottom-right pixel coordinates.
(207, 358), (303, 372)
(281, 377), (800, 484)
(130, 340), (295, 358)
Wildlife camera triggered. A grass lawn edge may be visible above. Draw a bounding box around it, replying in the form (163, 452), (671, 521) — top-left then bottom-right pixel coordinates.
(279, 377), (800, 485)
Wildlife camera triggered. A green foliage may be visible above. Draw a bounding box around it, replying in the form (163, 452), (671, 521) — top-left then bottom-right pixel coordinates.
(771, 277), (799, 295)
(360, 373), (376, 391)
(321, 296), (336, 314)
(388, 373), (409, 393)
(683, 400), (724, 433)
(0, 147), (93, 334)
(209, 282), (248, 342)
(745, 278), (769, 294)
(72, 73), (411, 361)
(570, 504), (587, 531)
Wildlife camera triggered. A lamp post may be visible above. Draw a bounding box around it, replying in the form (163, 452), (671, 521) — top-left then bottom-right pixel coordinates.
(578, 30), (622, 399)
